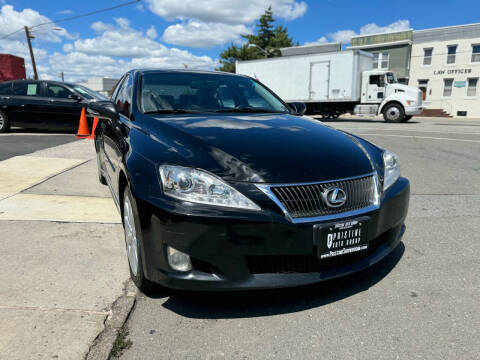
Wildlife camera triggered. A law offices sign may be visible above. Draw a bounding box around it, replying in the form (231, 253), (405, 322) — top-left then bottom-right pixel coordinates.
(433, 68), (473, 75)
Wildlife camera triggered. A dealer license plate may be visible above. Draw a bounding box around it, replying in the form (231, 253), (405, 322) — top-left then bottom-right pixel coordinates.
(314, 219), (368, 259)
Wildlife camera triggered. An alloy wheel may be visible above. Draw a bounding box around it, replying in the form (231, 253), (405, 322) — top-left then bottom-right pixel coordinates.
(123, 195), (139, 276)
(387, 107), (401, 121)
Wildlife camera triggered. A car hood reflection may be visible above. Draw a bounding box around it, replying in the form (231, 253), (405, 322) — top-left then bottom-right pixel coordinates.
(152, 114), (374, 183)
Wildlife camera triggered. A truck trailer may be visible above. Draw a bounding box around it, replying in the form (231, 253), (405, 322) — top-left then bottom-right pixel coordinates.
(236, 50), (424, 122)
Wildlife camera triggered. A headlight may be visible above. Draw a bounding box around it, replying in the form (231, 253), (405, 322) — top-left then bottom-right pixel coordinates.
(383, 150), (400, 190)
(159, 165), (260, 211)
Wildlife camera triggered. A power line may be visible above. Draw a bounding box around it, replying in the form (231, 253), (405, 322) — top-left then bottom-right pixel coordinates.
(0, 0), (142, 40)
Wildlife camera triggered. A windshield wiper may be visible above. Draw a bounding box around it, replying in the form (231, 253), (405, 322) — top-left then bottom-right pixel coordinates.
(214, 107), (284, 113)
(144, 109), (199, 114)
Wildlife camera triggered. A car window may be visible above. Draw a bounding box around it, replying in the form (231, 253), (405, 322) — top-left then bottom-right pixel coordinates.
(47, 84), (73, 99)
(140, 72), (289, 114)
(11, 82), (41, 96)
(0, 82), (12, 95)
(73, 85), (108, 100)
(115, 74), (133, 117)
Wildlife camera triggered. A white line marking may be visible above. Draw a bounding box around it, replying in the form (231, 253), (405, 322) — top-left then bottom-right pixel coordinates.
(337, 127), (480, 136)
(355, 133), (480, 143)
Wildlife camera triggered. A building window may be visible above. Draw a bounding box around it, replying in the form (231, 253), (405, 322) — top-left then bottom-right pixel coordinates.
(423, 48), (433, 65)
(447, 45), (457, 64)
(472, 44), (480, 63)
(467, 78), (478, 97)
(372, 51), (389, 69)
(443, 78), (453, 97)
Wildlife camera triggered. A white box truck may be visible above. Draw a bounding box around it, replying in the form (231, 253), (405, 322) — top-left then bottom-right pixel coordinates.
(236, 50), (424, 122)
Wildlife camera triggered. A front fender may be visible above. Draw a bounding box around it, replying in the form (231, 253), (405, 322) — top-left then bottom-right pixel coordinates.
(377, 94), (410, 115)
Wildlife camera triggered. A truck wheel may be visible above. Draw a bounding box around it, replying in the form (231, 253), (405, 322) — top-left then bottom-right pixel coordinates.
(403, 115), (413, 122)
(383, 103), (405, 123)
(0, 110), (10, 133)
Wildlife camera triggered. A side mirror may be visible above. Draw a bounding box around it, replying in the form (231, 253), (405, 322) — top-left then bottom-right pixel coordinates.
(87, 100), (119, 119)
(287, 102), (307, 116)
(68, 93), (82, 102)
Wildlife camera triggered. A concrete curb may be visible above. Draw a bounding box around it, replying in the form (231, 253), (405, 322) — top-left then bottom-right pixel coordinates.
(85, 281), (137, 360)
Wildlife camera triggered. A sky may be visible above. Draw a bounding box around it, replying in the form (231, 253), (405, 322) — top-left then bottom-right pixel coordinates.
(1, 0), (479, 82)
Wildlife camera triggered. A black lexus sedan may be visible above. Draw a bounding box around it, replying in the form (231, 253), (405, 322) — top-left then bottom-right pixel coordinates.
(90, 69), (409, 291)
(0, 79), (108, 132)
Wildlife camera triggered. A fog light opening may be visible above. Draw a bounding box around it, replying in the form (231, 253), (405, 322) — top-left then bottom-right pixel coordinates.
(167, 246), (192, 272)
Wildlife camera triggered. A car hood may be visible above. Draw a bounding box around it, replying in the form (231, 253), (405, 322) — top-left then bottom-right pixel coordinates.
(145, 113), (375, 183)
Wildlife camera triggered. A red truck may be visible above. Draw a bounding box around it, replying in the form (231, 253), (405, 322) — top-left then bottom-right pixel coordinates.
(0, 54), (26, 82)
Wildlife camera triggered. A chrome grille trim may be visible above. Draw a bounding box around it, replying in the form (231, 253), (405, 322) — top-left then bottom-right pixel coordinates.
(256, 173), (380, 224)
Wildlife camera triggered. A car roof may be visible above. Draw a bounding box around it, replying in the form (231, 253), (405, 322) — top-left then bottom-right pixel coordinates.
(0, 79), (77, 87)
(129, 68), (250, 79)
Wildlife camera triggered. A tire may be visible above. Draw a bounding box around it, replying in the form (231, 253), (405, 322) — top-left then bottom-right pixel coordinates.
(383, 103), (405, 123)
(0, 110), (10, 133)
(122, 185), (154, 291)
(403, 115), (413, 122)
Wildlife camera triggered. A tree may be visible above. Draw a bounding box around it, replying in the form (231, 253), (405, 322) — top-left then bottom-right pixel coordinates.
(217, 7), (296, 72)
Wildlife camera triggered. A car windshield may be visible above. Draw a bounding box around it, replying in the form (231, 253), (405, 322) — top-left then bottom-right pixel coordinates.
(73, 85), (108, 100)
(140, 72), (289, 114)
(386, 72), (398, 84)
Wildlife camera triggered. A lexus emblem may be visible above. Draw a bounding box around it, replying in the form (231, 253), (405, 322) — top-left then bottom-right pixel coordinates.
(323, 187), (347, 208)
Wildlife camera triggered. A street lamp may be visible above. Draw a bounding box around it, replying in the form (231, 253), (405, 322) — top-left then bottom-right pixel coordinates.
(248, 43), (272, 58)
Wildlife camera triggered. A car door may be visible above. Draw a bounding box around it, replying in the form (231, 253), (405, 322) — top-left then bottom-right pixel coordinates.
(44, 83), (85, 130)
(8, 81), (46, 127)
(101, 74), (132, 202)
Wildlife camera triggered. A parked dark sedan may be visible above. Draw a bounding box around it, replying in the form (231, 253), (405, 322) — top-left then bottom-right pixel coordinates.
(0, 79), (108, 132)
(90, 69), (409, 291)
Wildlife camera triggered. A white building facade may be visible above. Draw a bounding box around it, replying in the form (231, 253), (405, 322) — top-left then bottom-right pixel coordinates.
(409, 23), (480, 117)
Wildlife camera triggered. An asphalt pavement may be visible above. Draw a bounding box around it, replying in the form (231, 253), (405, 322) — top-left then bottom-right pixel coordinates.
(119, 116), (480, 360)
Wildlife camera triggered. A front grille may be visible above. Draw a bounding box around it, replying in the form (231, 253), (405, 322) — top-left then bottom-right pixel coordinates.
(268, 175), (377, 219)
(246, 230), (389, 274)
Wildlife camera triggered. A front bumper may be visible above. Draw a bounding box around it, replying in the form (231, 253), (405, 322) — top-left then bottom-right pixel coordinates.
(135, 177), (410, 290)
(405, 106), (424, 116)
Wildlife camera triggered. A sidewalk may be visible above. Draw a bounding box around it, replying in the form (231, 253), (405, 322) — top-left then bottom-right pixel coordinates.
(0, 139), (132, 359)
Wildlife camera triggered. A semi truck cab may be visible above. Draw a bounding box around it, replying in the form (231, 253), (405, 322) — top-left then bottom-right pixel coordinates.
(358, 70), (424, 122)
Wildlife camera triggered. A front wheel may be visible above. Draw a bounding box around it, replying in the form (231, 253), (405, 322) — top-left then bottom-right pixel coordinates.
(383, 104), (405, 123)
(0, 110), (10, 133)
(122, 185), (153, 291)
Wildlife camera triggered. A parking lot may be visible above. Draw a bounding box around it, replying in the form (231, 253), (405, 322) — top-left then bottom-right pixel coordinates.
(0, 116), (479, 359)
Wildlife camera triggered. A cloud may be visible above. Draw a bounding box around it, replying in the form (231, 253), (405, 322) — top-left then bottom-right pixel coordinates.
(146, 26), (157, 39)
(45, 18), (217, 81)
(305, 20), (411, 46)
(0, 5), (70, 42)
(162, 20), (251, 48)
(146, 0), (307, 24)
(328, 30), (357, 43)
(57, 9), (73, 15)
(304, 36), (328, 46)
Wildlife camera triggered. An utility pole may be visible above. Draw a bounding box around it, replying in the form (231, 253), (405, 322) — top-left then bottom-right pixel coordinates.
(24, 26), (38, 80)
(59, 72), (64, 81)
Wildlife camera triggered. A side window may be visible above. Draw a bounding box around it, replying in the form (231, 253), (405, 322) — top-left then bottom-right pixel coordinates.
(12, 82), (41, 96)
(46, 84), (73, 99)
(0, 82), (12, 95)
(115, 75), (133, 117)
(369, 75), (384, 87)
(111, 76), (126, 101)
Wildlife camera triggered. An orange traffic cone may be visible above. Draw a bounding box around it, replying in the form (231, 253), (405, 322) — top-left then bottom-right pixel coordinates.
(88, 117), (99, 140)
(76, 107), (90, 138)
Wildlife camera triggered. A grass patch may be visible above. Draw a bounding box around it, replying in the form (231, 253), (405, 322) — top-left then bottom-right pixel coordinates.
(110, 327), (133, 358)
